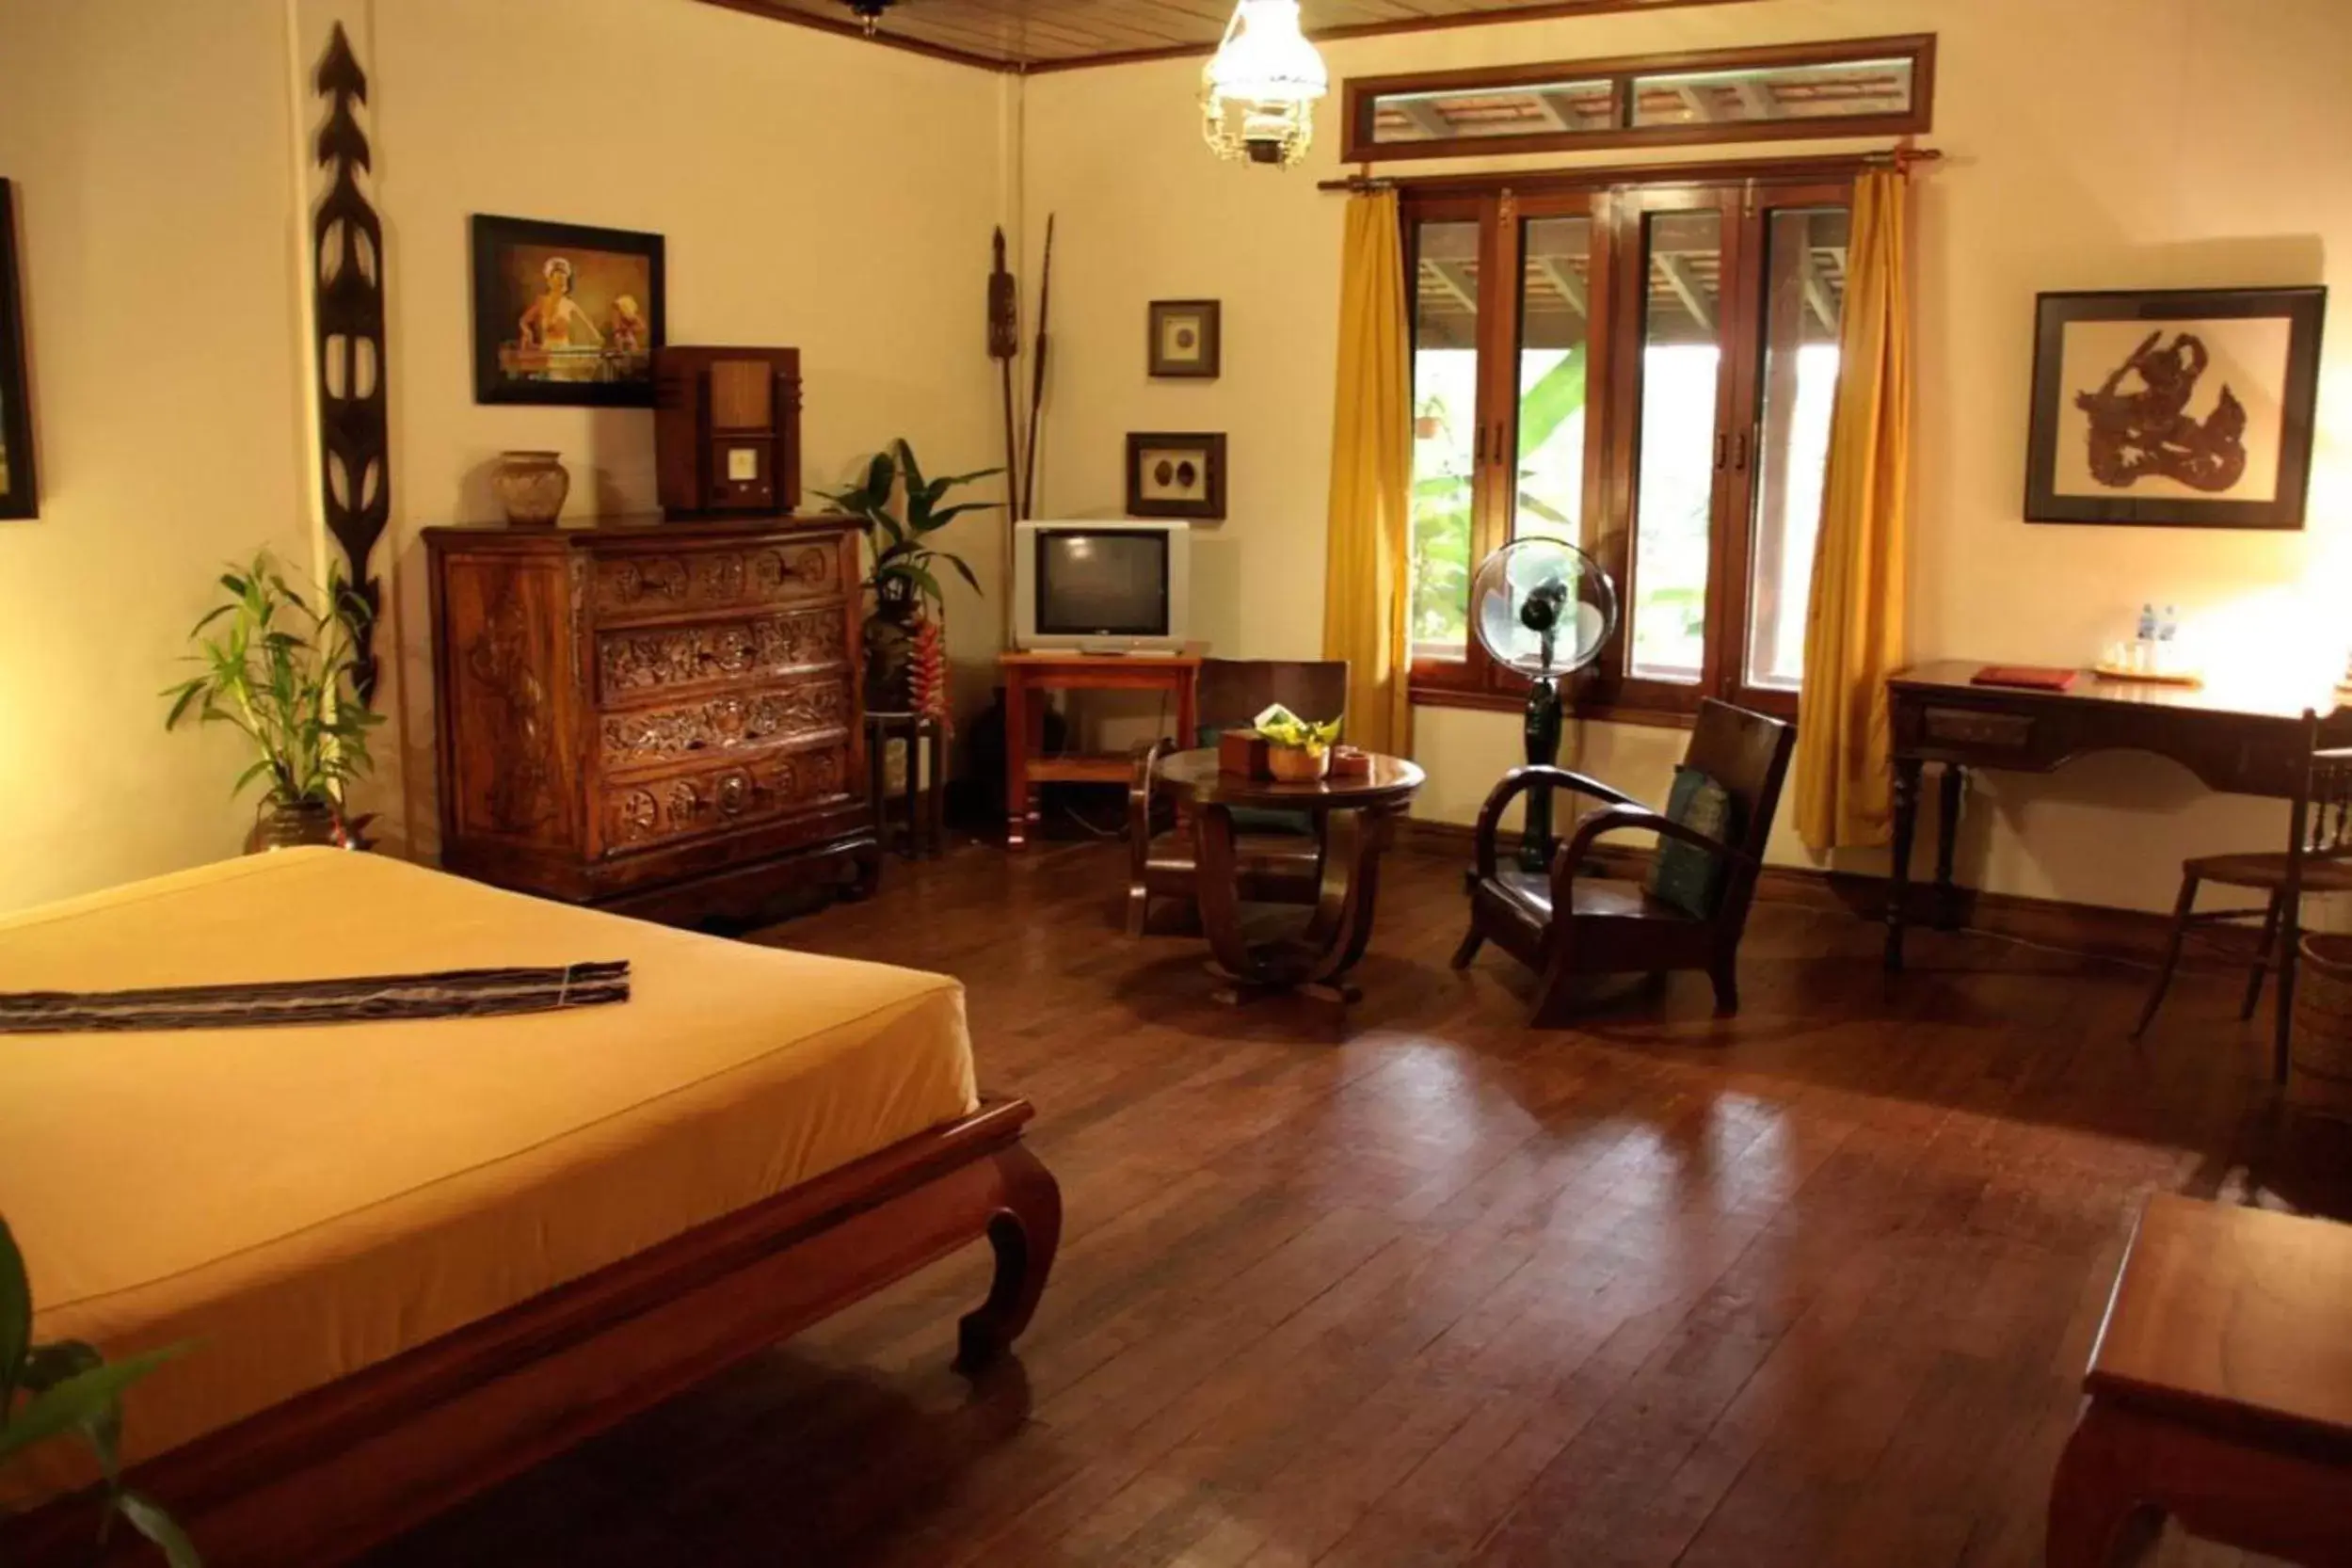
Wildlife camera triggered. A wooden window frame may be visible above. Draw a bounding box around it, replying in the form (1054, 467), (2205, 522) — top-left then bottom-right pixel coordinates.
(1343, 35), (1935, 166)
(1404, 168), (1858, 727)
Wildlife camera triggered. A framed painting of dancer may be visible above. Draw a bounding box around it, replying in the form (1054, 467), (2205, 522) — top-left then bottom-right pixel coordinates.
(472, 215), (664, 407)
(2025, 286), (2326, 529)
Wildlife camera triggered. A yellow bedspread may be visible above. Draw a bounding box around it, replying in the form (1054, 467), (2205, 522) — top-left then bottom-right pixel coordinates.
(0, 849), (976, 1494)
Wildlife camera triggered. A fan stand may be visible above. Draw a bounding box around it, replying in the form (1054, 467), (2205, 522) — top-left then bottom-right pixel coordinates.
(1519, 672), (1564, 873)
(1518, 622), (1563, 873)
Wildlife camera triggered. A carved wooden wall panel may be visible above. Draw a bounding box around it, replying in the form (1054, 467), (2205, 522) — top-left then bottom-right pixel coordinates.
(312, 24), (391, 700)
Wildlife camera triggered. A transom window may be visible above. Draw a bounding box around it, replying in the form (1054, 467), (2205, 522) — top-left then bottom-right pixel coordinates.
(1405, 173), (1852, 720)
(1347, 36), (1933, 165)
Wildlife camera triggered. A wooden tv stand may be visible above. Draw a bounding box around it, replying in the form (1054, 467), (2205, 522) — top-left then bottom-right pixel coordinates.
(1000, 649), (1201, 849)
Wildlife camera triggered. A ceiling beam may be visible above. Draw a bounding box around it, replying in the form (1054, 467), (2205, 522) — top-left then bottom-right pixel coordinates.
(1796, 236), (1838, 334)
(1425, 261), (1479, 312)
(1674, 84), (1721, 122)
(1732, 78), (1781, 119)
(1533, 255), (1587, 319)
(1397, 98), (1452, 138)
(1653, 253), (1715, 332)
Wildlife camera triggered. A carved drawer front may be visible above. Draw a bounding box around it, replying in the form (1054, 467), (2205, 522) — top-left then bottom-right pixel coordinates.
(597, 606), (846, 705)
(1922, 707), (2036, 751)
(589, 538), (841, 625)
(600, 675), (850, 770)
(601, 741), (852, 854)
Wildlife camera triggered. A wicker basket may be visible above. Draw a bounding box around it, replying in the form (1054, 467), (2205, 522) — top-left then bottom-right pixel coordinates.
(2290, 933), (2352, 1121)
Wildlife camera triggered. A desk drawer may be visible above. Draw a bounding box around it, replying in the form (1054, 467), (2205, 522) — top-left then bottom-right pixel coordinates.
(1922, 706), (2036, 751)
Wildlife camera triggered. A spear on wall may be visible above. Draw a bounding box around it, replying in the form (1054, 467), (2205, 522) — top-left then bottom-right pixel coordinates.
(988, 227), (1020, 645)
(1019, 214), (1056, 523)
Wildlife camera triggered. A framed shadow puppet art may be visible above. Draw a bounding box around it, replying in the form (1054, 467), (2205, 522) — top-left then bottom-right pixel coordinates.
(1127, 432), (1226, 520)
(472, 215), (664, 407)
(0, 180), (36, 520)
(2025, 287), (2326, 529)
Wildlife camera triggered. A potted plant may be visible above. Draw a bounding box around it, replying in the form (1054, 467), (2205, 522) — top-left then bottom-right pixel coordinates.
(2, 1218), (199, 1563)
(1253, 704), (1343, 783)
(820, 440), (997, 712)
(162, 551), (383, 852)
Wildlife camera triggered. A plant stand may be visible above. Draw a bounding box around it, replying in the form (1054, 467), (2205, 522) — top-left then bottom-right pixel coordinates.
(866, 711), (947, 860)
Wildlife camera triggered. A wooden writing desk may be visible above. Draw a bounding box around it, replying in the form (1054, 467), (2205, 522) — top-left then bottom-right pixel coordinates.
(1000, 650), (1201, 849)
(1885, 661), (2344, 969)
(2048, 1193), (2352, 1565)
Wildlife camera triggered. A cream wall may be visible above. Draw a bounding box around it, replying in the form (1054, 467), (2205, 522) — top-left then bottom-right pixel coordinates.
(363, 0), (1015, 859)
(1020, 0), (2352, 913)
(0, 0), (315, 911)
(0, 0), (1013, 907)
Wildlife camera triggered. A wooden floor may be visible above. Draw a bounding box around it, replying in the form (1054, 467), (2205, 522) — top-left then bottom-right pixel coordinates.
(373, 838), (2352, 1568)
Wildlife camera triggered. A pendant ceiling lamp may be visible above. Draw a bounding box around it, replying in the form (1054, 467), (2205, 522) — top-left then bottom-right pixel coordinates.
(1201, 0), (1329, 169)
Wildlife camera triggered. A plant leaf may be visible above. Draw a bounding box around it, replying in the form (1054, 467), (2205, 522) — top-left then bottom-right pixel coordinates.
(0, 1216), (28, 1409)
(943, 553), (983, 594)
(118, 1491), (203, 1568)
(0, 1346), (185, 1465)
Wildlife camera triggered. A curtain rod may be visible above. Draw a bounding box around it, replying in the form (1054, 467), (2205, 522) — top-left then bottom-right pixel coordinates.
(1316, 144), (1944, 194)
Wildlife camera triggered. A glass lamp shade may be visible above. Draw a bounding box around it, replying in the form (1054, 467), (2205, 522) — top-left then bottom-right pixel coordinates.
(1201, 0), (1329, 169)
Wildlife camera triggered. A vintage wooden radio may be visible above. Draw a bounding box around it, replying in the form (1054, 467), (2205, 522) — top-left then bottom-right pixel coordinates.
(654, 345), (802, 519)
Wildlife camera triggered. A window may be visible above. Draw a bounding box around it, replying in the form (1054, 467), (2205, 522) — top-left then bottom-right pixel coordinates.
(1346, 36), (1933, 165)
(1403, 174), (1851, 719)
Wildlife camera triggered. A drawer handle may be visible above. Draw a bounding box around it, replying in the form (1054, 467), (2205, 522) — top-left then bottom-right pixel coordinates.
(1923, 708), (2035, 749)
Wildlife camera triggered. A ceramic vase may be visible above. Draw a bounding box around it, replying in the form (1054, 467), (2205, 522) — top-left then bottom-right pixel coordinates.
(493, 450), (570, 526)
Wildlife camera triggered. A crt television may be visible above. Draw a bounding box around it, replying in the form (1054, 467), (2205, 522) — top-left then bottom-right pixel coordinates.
(1013, 520), (1192, 653)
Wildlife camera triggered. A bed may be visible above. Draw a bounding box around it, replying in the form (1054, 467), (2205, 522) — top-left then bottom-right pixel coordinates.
(0, 849), (1058, 1565)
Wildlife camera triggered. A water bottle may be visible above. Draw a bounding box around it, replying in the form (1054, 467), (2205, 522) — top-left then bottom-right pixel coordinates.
(2135, 603), (2157, 672)
(2157, 603), (2180, 676)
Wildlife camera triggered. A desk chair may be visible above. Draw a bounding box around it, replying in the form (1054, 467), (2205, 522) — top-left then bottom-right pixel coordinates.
(2133, 711), (2352, 1080)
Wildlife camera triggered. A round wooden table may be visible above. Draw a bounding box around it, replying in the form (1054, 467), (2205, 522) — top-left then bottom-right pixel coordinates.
(1155, 748), (1425, 1019)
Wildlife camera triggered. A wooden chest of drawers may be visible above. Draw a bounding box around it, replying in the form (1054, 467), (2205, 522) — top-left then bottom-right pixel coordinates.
(424, 516), (876, 922)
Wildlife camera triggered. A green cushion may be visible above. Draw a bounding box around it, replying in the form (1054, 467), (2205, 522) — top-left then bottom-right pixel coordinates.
(1642, 767), (1736, 919)
(1197, 723), (1317, 837)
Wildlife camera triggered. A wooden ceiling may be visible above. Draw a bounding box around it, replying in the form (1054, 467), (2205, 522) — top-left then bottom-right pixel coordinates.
(701, 0), (1750, 72)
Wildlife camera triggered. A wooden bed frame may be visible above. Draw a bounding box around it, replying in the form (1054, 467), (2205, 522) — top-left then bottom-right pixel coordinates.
(3, 1096), (1059, 1567)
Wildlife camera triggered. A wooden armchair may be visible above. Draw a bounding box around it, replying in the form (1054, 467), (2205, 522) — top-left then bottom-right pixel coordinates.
(1451, 698), (1794, 1025)
(1128, 658), (1350, 936)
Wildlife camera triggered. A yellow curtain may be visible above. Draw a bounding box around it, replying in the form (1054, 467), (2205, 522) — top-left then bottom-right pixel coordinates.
(1792, 168), (1912, 853)
(1320, 189), (1414, 756)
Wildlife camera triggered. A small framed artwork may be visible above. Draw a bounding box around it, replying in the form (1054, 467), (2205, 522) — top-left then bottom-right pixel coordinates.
(1127, 432), (1227, 520)
(472, 214), (665, 407)
(2025, 286), (2327, 529)
(1147, 299), (1221, 379)
(0, 180), (37, 520)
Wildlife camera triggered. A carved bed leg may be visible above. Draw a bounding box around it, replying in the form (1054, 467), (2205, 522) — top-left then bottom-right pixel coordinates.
(1449, 923), (1485, 970)
(954, 1142), (1064, 1374)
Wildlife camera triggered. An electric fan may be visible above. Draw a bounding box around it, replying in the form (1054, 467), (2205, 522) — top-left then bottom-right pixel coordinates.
(1468, 537), (1620, 872)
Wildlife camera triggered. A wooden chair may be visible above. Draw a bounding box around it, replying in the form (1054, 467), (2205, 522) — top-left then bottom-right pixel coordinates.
(1128, 658), (1350, 936)
(2133, 710), (2352, 1080)
(1451, 698), (1794, 1025)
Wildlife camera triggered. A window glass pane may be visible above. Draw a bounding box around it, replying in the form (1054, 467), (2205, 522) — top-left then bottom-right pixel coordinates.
(1512, 216), (1591, 550)
(1628, 209), (1722, 685)
(1630, 57), (1915, 128)
(1746, 206), (1848, 692)
(1410, 218), (1480, 663)
(1371, 80), (1614, 146)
